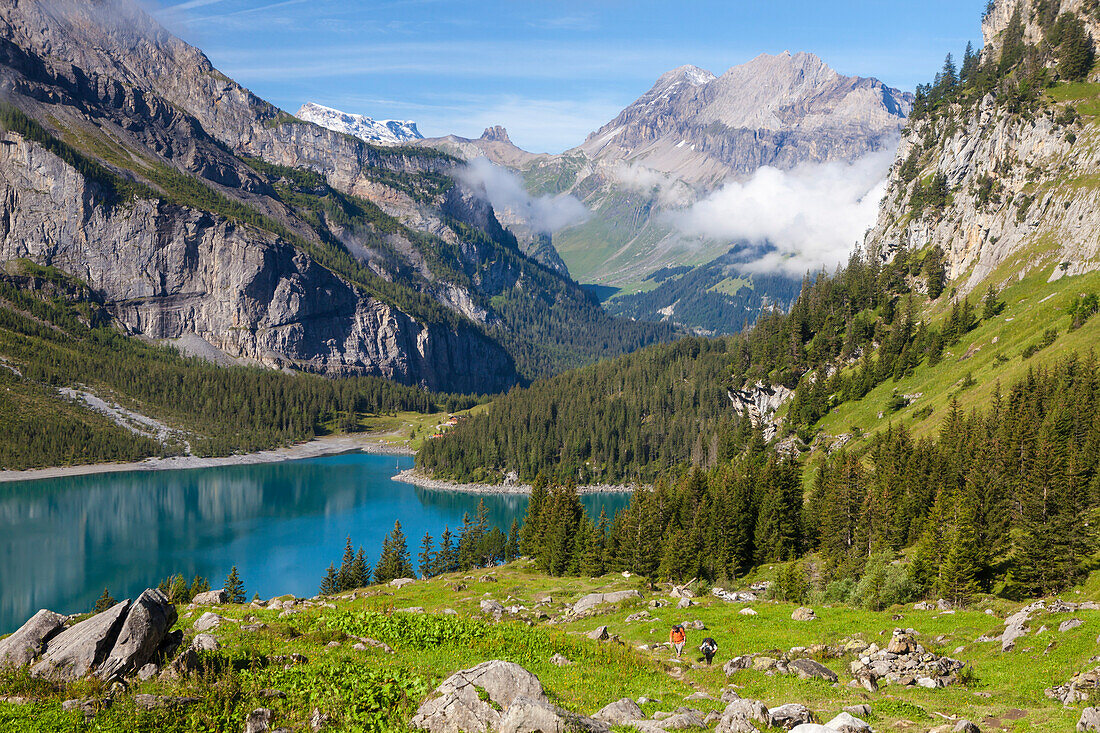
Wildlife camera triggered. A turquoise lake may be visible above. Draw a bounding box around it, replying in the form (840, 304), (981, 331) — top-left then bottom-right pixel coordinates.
(0, 452), (630, 633)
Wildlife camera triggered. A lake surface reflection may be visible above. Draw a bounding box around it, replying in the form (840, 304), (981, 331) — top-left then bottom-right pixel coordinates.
(0, 453), (629, 633)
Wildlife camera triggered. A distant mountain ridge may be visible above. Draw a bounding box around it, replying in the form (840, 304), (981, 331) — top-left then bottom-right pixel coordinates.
(295, 102), (423, 145)
(411, 52), (911, 334)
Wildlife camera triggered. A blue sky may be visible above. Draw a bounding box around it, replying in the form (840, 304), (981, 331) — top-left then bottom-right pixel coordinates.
(154, 0), (987, 153)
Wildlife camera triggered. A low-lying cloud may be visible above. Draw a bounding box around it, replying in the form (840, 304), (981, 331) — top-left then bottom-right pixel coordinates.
(456, 157), (589, 234)
(670, 148), (895, 275)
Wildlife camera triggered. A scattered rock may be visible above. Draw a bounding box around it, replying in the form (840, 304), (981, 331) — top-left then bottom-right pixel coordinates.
(409, 660), (548, 732)
(653, 711), (707, 729)
(0, 609), (66, 668)
(570, 590), (642, 616)
(676, 598), (694, 609)
(587, 625), (610, 641)
(593, 697), (645, 725)
(719, 699), (769, 725)
(952, 720), (981, 733)
(134, 693), (200, 710)
(136, 663), (158, 681)
(31, 600), (131, 681)
(479, 574), (498, 583)
(824, 712), (872, 733)
(191, 633), (219, 652)
(738, 608), (758, 616)
(191, 589), (228, 605)
(480, 599), (505, 616)
(1001, 601), (1043, 652)
(769, 703), (815, 729)
(61, 697), (103, 721)
(723, 655), (752, 676)
(788, 658), (838, 683)
(390, 578), (416, 589)
(1047, 665), (1100, 704)
(1080, 707), (1100, 732)
(711, 588), (757, 603)
(244, 708), (275, 733)
(626, 611), (652, 623)
(684, 620), (706, 630)
(791, 607), (817, 622)
(497, 697), (610, 733)
(193, 612), (224, 633)
(549, 654), (571, 667)
(842, 705), (871, 718)
(1061, 619), (1084, 633)
(309, 708), (332, 732)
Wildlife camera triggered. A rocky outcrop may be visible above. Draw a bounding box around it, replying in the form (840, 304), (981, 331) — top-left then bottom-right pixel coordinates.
(410, 660), (548, 732)
(8, 590), (177, 682)
(31, 600), (132, 681)
(865, 0), (1100, 294)
(0, 609), (65, 668)
(96, 589), (177, 680)
(728, 382), (794, 442)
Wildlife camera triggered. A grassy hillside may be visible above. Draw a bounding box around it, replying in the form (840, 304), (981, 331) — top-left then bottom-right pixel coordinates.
(1, 563), (1094, 731)
(807, 249), (1100, 453)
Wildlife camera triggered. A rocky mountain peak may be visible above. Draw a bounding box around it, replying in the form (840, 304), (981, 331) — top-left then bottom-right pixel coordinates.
(480, 126), (512, 143)
(981, 0), (1100, 55)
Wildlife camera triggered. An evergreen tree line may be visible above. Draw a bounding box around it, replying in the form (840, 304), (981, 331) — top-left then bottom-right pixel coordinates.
(318, 503), (520, 594)
(418, 246), (990, 484)
(516, 353), (1100, 606)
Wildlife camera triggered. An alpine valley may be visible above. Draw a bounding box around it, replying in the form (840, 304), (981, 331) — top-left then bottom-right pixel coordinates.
(6, 1), (1100, 733)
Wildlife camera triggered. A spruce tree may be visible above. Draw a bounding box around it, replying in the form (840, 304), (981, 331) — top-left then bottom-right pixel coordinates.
(419, 531), (436, 578)
(375, 520), (414, 583)
(336, 537), (355, 592)
(224, 566), (245, 604)
(505, 519), (520, 562)
(319, 563), (338, 595)
(351, 547), (370, 589)
(94, 588), (116, 613)
(438, 527), (455, 575)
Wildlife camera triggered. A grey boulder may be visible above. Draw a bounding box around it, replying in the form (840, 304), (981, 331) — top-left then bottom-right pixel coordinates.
(32, 600), (131, 681)
(410, 660), (548, 732)
(719, 699), (769, 726)
(571, 590), (642, 615)
(1080, 708), (1100, 732)
(593, 698), (644, 725)
(788, 658), (838, 683)
(193, 612), (225, 632)
(0, 609), (66, 667)
(98, 589), (177, 680)
(769, 703), (815, 730)
(191, 589), (228, 605)
(497, 698), (610, 733)
(824, 712), (872, 733)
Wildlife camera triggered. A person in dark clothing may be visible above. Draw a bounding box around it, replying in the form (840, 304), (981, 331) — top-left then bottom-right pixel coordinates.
(699, 636), (718, 665)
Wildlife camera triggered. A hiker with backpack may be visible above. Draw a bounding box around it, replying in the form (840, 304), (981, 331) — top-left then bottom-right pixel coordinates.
(699, 636), (718, 665)
(669, 624), (686, 657)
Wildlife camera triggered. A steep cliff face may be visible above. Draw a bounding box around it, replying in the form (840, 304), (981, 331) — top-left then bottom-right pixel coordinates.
(0, 0), (672, 389)
(865, 0), (1100, 294)
(0, 126), (515, 393)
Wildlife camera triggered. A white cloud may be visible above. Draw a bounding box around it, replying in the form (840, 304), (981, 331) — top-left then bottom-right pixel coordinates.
(455, 157), (589, 234)
(670, 148), (895, 275)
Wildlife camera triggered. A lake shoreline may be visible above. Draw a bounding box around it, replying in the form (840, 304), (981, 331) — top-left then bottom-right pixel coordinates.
(0, 434), (414, 484)
(393, 467), (637, 496)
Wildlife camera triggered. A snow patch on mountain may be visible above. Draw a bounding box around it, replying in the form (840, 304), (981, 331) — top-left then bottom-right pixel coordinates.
(296, 102), (423, 145)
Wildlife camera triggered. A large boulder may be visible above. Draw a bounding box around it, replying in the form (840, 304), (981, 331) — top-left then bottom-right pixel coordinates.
(571, 590), (642, 615)
(0, 609), (66, 667)
(791, 607), (817, 621)
(497, 698), (609, 733)
(1079, 708), (1100, 732)
(769, 703), (815, 730)
(788, 658), (838, 683)
(723, 655), (752, 676)
(191, 590), (228, 605)
(193, 612), (224, 633)
(824, 712), (872, 733)
(410, 660), (547, 732)
(719, 699), (769, 725)
(31, 600), (131, 681)
(593, 698), (643, 725)
(98, 589), (177, 680)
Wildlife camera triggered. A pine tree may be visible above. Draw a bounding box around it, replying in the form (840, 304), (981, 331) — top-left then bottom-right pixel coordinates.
(924, 246), (946, 300)
(982, 285), (1004, 319)
(419, 531), (436, 578)
(351, 547), (370, 589)
(336, 537), (355, 592)
(224, 566), (245, 604)
(519, 477), (549, 557)
(319, 563), (338, 595)
(375, 520), (414, 583)
(94, 588), (116, 613)
(1056, 12), (1095, 81)
(438, 526), (456, 575)
(505, 519), (520, 562)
